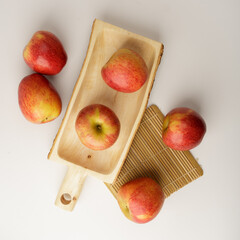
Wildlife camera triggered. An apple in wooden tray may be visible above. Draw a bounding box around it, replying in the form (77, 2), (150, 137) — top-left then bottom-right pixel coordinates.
(23, 31), (67, 75)
(117, 177), (165, 224)
(18, 73), (62, 124)
(162, 107), (206, 151)
(75, 104), (120, 150)
(101, 48), (148, 93)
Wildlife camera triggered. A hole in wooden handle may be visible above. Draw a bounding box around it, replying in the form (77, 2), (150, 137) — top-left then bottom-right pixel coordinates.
(61, 193), (72, 205)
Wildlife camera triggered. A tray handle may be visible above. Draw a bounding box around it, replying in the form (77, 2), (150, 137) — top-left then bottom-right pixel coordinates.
(55, 166), (87, 211)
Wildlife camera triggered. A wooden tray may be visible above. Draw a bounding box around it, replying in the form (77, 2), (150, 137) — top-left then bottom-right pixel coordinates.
(106, 105), (203, 198)
(48, 19), (164, 211)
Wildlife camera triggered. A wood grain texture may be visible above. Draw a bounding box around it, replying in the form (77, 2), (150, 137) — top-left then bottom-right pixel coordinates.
(47, 19), (164, 210)
(105, 105), (203, 199)
(55, 166), (87, 211)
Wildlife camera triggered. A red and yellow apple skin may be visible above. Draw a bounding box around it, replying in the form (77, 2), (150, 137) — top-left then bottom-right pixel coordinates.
(162, 107), (206, 151)
(18, 73), (62, 124)
(23, 31), (67, 75)
(117, 177), (165, 224)
(101, 48), (148, 93)
(75, 104), (120, 150)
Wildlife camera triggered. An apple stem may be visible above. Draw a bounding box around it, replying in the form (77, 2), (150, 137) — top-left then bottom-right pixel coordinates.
(96, 124), (102, 132)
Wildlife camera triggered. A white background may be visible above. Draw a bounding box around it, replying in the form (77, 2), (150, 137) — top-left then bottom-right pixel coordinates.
(1, 0), (240, 239)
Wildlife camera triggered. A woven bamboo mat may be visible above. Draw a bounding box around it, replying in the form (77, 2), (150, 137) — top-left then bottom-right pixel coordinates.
(105, 105), (203, 199)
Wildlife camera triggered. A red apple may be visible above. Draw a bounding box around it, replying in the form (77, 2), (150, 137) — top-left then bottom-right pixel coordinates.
(162, 107), (206, 151)
(75, 104), (120, 150)
(18, 73), (62, 123)
(101, 48), (148, 93)
(117, 177), (165, 224)
(23, 31), (67, 75)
